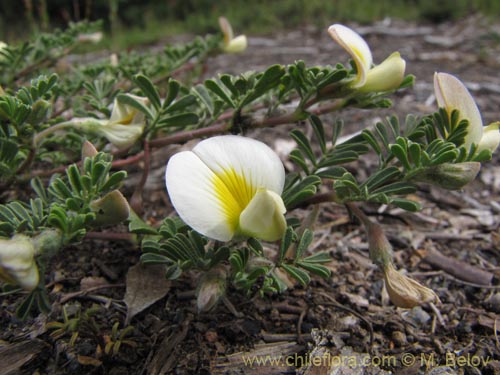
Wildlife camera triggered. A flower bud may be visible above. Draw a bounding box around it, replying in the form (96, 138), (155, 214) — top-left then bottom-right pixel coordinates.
(366, 222), (393, 268)
(409, 162), (481, 190)
(196, 267), (227, 312)
(77, 32), (103, 44)
(27, 99), (51, 126)
(0, 235), (39, 290)
(89, 190), (130, 227)
(81, 140), (99, 160)
(383, 263), (439, 308)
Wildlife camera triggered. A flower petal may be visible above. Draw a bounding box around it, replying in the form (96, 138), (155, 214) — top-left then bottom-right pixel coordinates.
(224, 35), (247, 53)
(218, 17), (234, 45)
(98, 123), (144, 148)
(0, 235), (39, 290)
(359, 52), (405, 93)
(239, 189), (287, 241)
(328, 24), (373, 87)
(109, 94), (148, 125)
(165, 150), (235, 241)
(478, 122), (500, 153)
(192, 135), (285, 196)
(433, 72), (483, 148)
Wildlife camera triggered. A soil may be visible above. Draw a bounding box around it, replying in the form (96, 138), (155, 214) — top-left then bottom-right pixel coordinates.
(2, 15), (500, 375)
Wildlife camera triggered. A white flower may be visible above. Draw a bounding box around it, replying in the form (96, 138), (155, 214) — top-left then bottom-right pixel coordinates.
(434, 72), (500, 154)
(327, 24), (406, 92)
(219, 17), (247, 53)
(165, 135), (286, 242)
(77, 32), (103, 44)
(0, 235), (39, 291)
(0, 41), (7, 64)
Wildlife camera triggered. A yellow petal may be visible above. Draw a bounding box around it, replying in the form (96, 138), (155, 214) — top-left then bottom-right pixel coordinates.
(224, 35), (247, 53)
(239, 189), (287, 241)
(358, 52), (406, 93)
(477, 122), (500, 153)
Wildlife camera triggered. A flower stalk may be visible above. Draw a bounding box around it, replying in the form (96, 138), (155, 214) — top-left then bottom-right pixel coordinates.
(346, 202), (438, 308)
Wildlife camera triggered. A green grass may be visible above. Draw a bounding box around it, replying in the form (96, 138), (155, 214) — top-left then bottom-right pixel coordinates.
(107, 0), (500, 48)
(4, 0), (500, 50)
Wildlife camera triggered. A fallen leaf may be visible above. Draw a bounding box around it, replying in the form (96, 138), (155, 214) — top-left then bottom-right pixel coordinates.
(124, 264), (171, 325)
(0, 339), (48, 375)
(80, 276), (108, 290)
(77, 355), (102, 366)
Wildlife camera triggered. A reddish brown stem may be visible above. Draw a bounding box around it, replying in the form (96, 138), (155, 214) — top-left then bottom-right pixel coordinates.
(149, 122), (230, 148)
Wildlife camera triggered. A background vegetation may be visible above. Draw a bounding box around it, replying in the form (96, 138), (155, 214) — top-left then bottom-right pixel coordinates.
(2, 0), (500, 47)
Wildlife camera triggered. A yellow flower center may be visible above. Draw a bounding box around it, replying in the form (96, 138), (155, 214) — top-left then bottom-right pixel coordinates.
(212, 167), (255, 232)
(350, 45), (369, 82)
(119, 111), (135, 125)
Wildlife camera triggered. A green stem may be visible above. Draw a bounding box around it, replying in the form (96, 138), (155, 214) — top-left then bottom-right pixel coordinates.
(32, 121), (75, 147)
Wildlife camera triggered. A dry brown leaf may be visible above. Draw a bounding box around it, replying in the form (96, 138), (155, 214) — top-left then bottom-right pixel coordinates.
(77, 355), (102, 366)
(80, 276), (108, 290)
(124, 264), (171, 325)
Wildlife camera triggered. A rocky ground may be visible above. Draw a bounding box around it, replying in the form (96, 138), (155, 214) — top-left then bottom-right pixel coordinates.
(1, 15), (500, 375)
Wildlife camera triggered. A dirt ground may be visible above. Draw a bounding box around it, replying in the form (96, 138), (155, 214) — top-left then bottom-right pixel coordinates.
(1, 15), (500, 375)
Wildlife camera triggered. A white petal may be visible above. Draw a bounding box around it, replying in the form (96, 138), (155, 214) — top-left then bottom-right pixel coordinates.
(15, 266), (39, 290)
(328, 24), (373, 87)
(478, 122), (500, 153)
(165, 151), (235, 241)
(99, 123), (144, 148)
(0, 235), (39, 290)
(433, 72), (483, 148)
(192, 135), (285, 196)
(110, 94), (148, 124)
(218, 17), (234, 44)
(239, 189), (287, 241)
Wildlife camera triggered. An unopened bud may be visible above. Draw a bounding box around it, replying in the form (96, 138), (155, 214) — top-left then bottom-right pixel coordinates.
(0, 235), (39, 290)
(81, 141), (98, 160)
(383, 263), (439, 308)
(77, 32), (103, 44)
(409, 162), (480, 190)
(90, 190), (130, 227)
(27, 99), (51, 126)
(366, 222), (393, 268)
(196, 267), (227, 313)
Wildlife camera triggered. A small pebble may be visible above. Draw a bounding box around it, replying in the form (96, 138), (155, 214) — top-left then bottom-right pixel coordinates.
(485, 293), (500, 313)
(391, 330), (407, 347)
